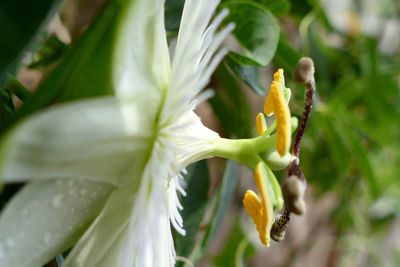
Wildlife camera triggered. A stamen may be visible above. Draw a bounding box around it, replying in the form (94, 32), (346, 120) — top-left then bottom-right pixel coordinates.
(272, 58), (316, 242)
(243, 162), (274, 246)
(256, 113), (267, 135)
(264, 82), (291, 156)
(273, 68), (285, 84)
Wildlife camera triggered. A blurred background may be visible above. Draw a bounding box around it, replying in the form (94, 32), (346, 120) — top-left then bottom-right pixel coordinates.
(1, 0), (400, 266)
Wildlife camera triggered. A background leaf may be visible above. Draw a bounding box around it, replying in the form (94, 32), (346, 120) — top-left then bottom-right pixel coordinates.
(0, 0), (60, 84)
(175, 160), (210, 266)
(165, 0), (184, 33)
(209, 64), (253, 138)
(256, 0), (291, 16)
(221, 1), (279, 66)
(220, 0), (279, 95)
(1, 0), (129, 132)
(212, 218), (256, 267)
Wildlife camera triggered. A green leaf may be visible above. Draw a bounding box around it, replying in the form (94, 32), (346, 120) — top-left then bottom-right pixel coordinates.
(203, 160), (239, 248)
(272, 33), (300, 74)
(221, 0), (279, 66)
(2, 74), (32, 102)
(176, 160), (239, 266)
(175, 160), (210, 266)
(0, 0), (60, 84)
(2, 0), (127, 132)
(0, 88), (15, 125)
(224, 54), (265, 95)
(337, 117), (380, 198)
(257, 0), (291, 16)
(0, 75), (31, 127)
(28, 36), (67, 69)
(209, 64), (253, 138)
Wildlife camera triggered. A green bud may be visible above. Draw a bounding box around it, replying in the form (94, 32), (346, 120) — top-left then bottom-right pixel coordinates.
(265, 151), (296, 171)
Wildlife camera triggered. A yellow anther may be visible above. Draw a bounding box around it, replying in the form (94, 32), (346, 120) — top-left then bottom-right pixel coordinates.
(273, 68), (284, 84)
(256, 113), (267, 135)
(243, 162), (274, 246)
(263, 93), (274, 117)
(263, 71), (291, 156)
(263, 69), (286, 116)
(271, 82), (291, 156)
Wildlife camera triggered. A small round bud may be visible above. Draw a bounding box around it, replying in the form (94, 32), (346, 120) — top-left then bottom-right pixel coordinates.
(291, 198), (306, 215)
(271, 227), (285, 242)
(282, 175), (305, 199)
(293, 57), (315, 84)
(282, 175), (306, 214)
(270, 212), (290, 242)
(265, 151), (296, 171)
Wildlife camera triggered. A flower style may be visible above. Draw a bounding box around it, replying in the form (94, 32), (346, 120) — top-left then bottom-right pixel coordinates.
(0, 0), (307, 266)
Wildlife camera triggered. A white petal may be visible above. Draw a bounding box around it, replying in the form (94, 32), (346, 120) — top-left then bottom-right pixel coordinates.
(164, 0), (233, 116)
(112, 0), (170, 98)
(0, 179), (114, 267)
(0, 96), (157, 186)
(62, 186), (136, 267)
(119, 135), (187, 267)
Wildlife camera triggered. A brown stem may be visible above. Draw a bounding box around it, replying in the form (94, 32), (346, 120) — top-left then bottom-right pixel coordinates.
(293, 78), (315, 160)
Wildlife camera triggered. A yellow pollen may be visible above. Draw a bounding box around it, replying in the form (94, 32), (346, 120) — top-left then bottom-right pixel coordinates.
(273, 68), (284, 84)
(263, 69), (285, 116)
(256, 113), (267, 135)
(263, 71), (291, 156)
(243, 162), (274, 246)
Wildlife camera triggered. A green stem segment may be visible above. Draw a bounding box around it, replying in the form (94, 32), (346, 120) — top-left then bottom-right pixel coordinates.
(211, 117), (298, 170)
(211, 134), (277, 169)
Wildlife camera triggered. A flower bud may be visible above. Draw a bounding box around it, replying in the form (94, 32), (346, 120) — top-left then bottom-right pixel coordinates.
(293, 57), (315, 84)
(281, 175), (306, 215)
(265, 151), (296, 171)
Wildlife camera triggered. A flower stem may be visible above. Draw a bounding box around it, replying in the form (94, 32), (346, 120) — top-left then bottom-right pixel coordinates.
(293, 77), (315, 160)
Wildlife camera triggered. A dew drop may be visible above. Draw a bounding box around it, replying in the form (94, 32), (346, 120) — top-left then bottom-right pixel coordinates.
(43, 233), (51, 245)
(80, 189), (86, 196)
(5, 239), (14, 248)
(52, 194), (63, 208)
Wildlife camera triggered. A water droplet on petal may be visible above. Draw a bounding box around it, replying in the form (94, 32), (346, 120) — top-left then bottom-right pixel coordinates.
(52, 194), (63, 208)
(5, 239), (14, 248)
(43, 233), (51, 245)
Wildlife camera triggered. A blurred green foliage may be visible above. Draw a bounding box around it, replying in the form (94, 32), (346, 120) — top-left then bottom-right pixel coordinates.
(0, 0), (60, 84)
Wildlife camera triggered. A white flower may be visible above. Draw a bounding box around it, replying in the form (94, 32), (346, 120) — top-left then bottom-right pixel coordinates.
(0, 0), (301, 265)
(0, 0), (234, 266)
